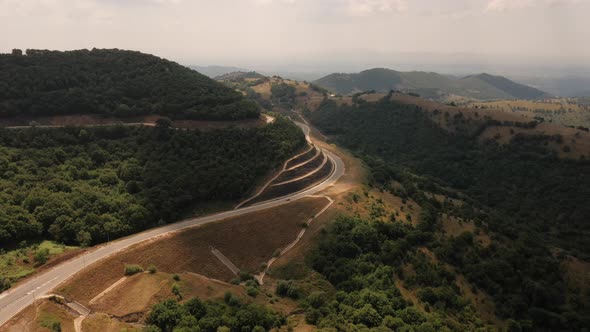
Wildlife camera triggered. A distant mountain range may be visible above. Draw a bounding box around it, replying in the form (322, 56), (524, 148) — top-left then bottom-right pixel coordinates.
(214, 71), (266, 81)
(190, 65), (250, 78)
(314, 68), (551, 100)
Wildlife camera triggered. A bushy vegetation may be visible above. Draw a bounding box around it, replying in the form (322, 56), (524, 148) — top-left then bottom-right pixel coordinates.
(271, 83), (296, 103)
(308, 97), (590, 330)
(0, 118), (305, 248)
(0, 49), (259, 120)
(310, 98), (590, 255)
(275, 280), (300, 299)
(145, 296), (285, 332)
(0, 241), (74, 292)
(124, 264), (144, 276)
(306, 216), (489, 330)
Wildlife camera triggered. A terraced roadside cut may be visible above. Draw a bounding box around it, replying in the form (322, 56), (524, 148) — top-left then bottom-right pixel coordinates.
(243, 146), (335, 206)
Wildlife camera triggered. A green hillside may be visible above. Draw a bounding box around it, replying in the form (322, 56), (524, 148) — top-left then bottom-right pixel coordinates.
(314, 68), (550, 100)
(0, 118), (304, 252)
(306, 95), (589, 330)
(460, 73), (549, 100)
(190, 65), (250, 78)
(0, 49), (259, 120)
(215, 71), (266, 81)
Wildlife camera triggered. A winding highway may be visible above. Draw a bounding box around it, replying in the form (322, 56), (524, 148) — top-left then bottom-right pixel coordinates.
(0, 121), (344, 327)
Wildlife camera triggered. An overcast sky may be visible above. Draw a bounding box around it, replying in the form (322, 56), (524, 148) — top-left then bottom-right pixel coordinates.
(1, 0), (589, 72)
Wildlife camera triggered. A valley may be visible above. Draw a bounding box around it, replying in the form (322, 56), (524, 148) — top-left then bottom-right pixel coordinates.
(1, 49), (589, 332)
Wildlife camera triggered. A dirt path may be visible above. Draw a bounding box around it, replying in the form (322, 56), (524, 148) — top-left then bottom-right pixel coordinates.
(0, 121), (345, 328)
(235, 143), (316, 209)
(272, 152), (327, 186)
(210, 248), (240, 276)
(256, 195), (334, 285)
(88, 277), (127, 305)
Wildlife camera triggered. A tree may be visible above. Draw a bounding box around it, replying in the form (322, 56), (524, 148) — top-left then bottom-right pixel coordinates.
(147, 300), (187, 332)
(34, 248), (50, 265)
(155, 117), (172, 129)
(76, 230), (92, 247)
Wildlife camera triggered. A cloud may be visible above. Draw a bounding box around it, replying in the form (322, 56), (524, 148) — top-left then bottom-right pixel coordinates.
(252, 0), (297, 4)
(347, 0), (407, 16)
(486, 0), (584, 11)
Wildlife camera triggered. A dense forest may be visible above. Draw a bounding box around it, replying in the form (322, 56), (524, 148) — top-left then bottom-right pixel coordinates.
(307, 97), (590, 330)
(307, 216), (491, 331)
(145, 295), (285, 332)
(0, 49), (259, 120)
(0, 118), (305, 250)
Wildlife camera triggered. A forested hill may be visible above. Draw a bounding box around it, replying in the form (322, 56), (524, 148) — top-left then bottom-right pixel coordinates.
(0, 117), (305, 251)
(314, 68), (550, 100)
(307, 96), (589, 330)
(0, 49), (259, 120)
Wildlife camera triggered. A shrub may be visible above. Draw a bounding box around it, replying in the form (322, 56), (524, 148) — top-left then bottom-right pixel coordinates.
(148, 265), (157, 274)
(173, 274), (180, 281)
(34, 248), (50, 265)
(247, 286), (258, 297)
(306, 291), (326, 309)
(245, 279), (259, 288)
(305, 308), (321, 325)
(223, 292), (241, 307)
(0, 277), (11, 292)
(238, 271), (253, 281)
(275, 280), (300, 299)
(172, 283), (182, 300)
(123, 264), (143, 276)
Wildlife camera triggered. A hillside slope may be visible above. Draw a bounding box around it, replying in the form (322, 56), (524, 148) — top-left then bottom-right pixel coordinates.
(314, 68), (550, 100)
(215, 71), (266, 81)
(305, 94), (589, 330)
(0, 49), (259, 120)
(191, 65), (250, 78)
(460, 73), (549, 100)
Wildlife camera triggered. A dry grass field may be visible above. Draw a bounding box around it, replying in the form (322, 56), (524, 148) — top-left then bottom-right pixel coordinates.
(0, 299), (77, 332)
(57, 197), (329, 304)
(441, 214), (492, 247)
(466, 98), (590, 128)
(389, 93), (590, 158)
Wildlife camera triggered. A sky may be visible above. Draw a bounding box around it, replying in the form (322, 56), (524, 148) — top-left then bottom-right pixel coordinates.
(1, 0), (589, 73)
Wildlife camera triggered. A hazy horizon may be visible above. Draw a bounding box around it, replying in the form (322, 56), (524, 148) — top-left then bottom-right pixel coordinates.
(2, 0), (590, 75)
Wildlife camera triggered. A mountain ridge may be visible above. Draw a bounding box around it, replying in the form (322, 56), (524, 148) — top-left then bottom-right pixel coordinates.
(314, 68), (551, 100)
(0, 49), (260, 120)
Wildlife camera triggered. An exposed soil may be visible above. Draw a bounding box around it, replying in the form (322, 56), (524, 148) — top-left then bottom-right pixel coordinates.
(90, 273), (173, 317)
(248, 157), (334, 205)
(441, 214), (492, 247)
(0, 299), (76, 332)
(57, 197), (328, 305)
(285, 146), (317, 169)
(274, 151), (324, 184)
(82, 313), (141, 332)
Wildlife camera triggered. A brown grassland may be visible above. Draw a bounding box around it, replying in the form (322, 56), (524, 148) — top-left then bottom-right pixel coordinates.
(57, 197), (329, 305)
(0, 299), (77, 332)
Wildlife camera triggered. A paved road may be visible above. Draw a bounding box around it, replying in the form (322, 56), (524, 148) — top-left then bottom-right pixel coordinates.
(0, 121), (344, 327)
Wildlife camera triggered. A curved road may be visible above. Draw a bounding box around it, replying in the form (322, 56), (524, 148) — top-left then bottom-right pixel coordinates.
(0, 121), (344, 327)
